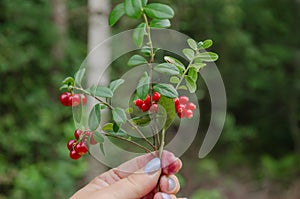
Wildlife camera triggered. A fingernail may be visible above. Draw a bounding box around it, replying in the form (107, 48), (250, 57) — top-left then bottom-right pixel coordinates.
(161, 193), (172, 199)
(144, 158), (161, 175)
(168, 177), (176, 191)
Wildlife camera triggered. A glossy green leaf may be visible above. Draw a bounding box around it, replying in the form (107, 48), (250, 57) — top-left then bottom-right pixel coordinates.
(190, 63), (207, 71)
(188, 68), (198, 82)
(109, 79), (125, 92)
(141, 46), (151, 57)
(88, 104), (101, 131)
(201, 39), (213, 49)
(109, 3), (125, 26)
(73, 104), (82, 123)
(170, 76), (180, 84)
(187, 38), (198, 50)
(158, 96), (176, 129)
(178, 85), (188, 90)
(150, 19), (171, 28)
(137, 72), (150, 100)
(128, 54), (147, 67)
(102, 123), (114, 132)
(62, 77), (75, 85)
(183, 48), (195, 61)
(195, 52), (219, 62)
(154, 63), (179, 75)
(185, 76), (197, 93)
(133, 23), (146, 47)
(154, 83), (178, 98)
(142, 0), (148, 6)
(124, 0), (142, 18)
(74, 68), (86, 86)
(144, 3), (174, 19)
(112, 107), (127, 125)
(93, 131), (104, 143)
(164, 56), (185, 74)
(99, 143), (105, 156)
(90, 86), (113, 98)
(113, 122), (120, 132)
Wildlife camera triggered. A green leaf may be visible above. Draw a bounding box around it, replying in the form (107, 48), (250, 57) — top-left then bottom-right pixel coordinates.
(73, 104), (82, 123)
(109, 3), (125, 26)
(150, 19), (171, 28)
(113, 123), (120, 132)
(100, 104), (107, 110)
(187, 38), (198, 50)
(126, 107), (133, 114)
(158, 96), (177, 129)
(185, 76), (197, 93)
(154, 63), (179, 75)
(109, 79), (125, 92)
(128, 55), (147, 67)
(195, 52), (219, 62)
(144, 3), (174, 19)
(99, 143), (105, 156)
(102, 123), (113, 132)
(90, 86), (113, 98)
(93, 131), (104, 143)
(183, 48), (195, 61)
(164, 56), (185, 74)
(112, 108), (127, 125)
(62, 77), (75, 85)
(74, 68), (86, 86)
(133, 23), (146, 47)
(141, 46), (151, 57)
(142, 0), (148, 6)
(154, 83), (178, 98)
(178, 85), (188, 90)
(131, 115), (151, 126)
(137, 72), (150, 100)
(124, 0), (142, 18)
(201, 39), (213, 49)
(170, 76), (180, 84)
(59, 84), (69, 90)
(190, 63), (207, 71)
(188, 68), (198, 82)
(88, 104), (101, 131)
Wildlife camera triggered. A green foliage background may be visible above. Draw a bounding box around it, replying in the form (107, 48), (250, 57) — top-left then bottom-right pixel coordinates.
(1, 0), (299, 198)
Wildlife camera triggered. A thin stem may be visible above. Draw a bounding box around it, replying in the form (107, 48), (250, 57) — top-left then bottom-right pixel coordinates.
(143, 14), (155, 63)
(175, 62), (193, 90)
(159, 128), (166, 159)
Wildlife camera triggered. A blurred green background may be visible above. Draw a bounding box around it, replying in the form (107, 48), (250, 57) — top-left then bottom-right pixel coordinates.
(1, 0), (299, 198)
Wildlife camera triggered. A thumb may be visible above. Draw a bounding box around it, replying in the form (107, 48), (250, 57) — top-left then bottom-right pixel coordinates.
(97, 157), (162, 199)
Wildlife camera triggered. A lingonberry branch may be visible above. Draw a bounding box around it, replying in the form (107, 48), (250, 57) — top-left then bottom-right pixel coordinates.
(175, 60), (194, 90)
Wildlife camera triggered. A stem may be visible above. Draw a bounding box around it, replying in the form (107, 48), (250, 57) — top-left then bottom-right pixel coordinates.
(103, 133), (152, 154)
(143, 14), (155, 63)
(159, 128), (166, 159)
(175, 62), (193, 90)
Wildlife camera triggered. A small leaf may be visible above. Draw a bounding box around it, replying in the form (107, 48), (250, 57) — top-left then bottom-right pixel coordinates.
(201, 39), (213, 49)
(99, 143), (105, 156)
(150, 19), (171, 28)
(62, 77), (75, 85)
(188, 68), (198, 82)
(187, 38), (198, 50)
(109, 79), (125, 92)
(164, 56), (185, 74)
(124, 0), (142, 18)
(93, 131), (104, 143)
(100, 104), (107, 110)
(112, 107), (127, 125)
(109, 3), (125, 26)
(178, 85), (188, 90)
(154, 83), (178, 98)
(154, 63), (179, 75)
(91, 86), (113, 98)
(102, 123), (113, 132)
(183, 48), (195, 61)
(59, 84), (69, 90)
(88, 104), (101, 131)
(141, 46), (151, 57)
(185, 76), (197, 93)
(75, 68), (86, 86)
(73, 104), (82, 123)
(144, 3), (174, 19)
(142, 0), (148, 6)
(113, 123), (120, 132)
(126, 107), (133, 114)
(137, 72), (150, 100)
(170, 76), (180, 84)
(133, 23), (146, 47)
(128, 55), (147, 67)
(195, 52), (219, 62)
(190, 63), (207, 71)
(158, 96), (176, 129)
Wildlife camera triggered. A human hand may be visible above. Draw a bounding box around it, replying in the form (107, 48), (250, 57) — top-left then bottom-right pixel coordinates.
(70, 151), (186, 199)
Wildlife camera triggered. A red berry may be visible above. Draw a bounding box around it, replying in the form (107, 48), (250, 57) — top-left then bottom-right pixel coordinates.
(150, 104), (158, 113)
(60, 92), (71, 106)
(174, 98), (180, 107)
(185, 109), (194, 119)
(89, 132), (97, 145)
(177, 112), (184, 118)
(186, 102), (196, 111)
(141, 103), (150, 112)
(74, 129), (83, 140)
(152, 92), (161, 102)
(144, 95), (151, 105)
(179, 96), (189, 105)
(134, 99), (143, 107)
(81, 94), (87, 105)
(176, 104), (186, 113)
(70, 149), (81, 160)
(75, 141), (88, 155)
(71, 94), (81, 107)
(67, 139), (77, 151)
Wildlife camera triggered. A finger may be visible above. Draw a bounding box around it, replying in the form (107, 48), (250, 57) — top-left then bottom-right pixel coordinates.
(159, 175), (180, 194)
(95, 157), (162, 199)
(161, 151), (182, 175)
(154, 192), (177, 199)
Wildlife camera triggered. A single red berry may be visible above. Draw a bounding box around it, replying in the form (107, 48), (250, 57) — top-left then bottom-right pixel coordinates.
(152, 92), (161, 102)
(71, 94), (81, 107)
(67, 139), (77, 151)
(81, 94), (87, 105)
(150, 104), (158, 113)
(179, 96), (189, 105)
(177, 112), (184, 118)
(75, 141), (88, 155)
(176, 104), (186, 113)
(134, 99), (143, 107)
(60, 92), (71, 106)
(186, 102), (196, 111)
(144, 95), (151, 106)
(74, 129), (83, 140)
(70, 149), (81, 160)
(174, 97), (180, 107)
(141, 103), (150, 112)
(89, 132), (97, 145)
(185, 109), (194, 119)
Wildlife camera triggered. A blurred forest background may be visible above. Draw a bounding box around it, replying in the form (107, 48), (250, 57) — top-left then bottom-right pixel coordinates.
(1, 0), (300, 198)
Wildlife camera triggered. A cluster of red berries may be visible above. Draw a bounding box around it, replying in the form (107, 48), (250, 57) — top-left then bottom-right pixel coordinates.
(134, 92), (161, 113)
(174, 96), (196, 119)
(60, 92), (86, 107)
(67, 129), (97, 160)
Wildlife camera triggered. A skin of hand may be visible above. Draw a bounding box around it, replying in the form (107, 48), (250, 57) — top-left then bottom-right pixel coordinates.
(70, 151), (187, 199)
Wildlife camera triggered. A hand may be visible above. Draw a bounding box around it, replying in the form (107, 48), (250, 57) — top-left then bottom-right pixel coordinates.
(71, 151), (186, 199)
